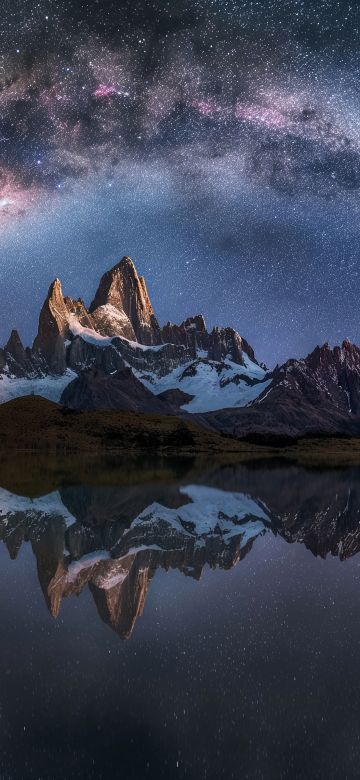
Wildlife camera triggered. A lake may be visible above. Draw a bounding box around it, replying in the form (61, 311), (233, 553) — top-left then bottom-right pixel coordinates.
(1, 455), (360, 779)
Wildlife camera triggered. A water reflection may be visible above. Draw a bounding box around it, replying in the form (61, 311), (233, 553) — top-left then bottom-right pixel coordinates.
(1, 460), (360, 639)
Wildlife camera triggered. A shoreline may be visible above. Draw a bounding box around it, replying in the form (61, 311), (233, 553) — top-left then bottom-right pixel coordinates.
(1, 395), (360, 467)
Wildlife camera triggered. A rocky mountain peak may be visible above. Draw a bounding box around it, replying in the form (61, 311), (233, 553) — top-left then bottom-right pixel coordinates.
(1, 252), (263, 400)
(183, 314), (207, 332)
(208, 326), (245, 365)
(90, 256), (162, 345)
(304, 340), (360, 374)
(121, 255), (136, 269)
(2, 329), (29, 376)
(46, 277), (66, 310)
(63, 296), (94, 330)
(32, 276), (70, 374)
(340, 339), (360, 362)
(5, 329), (24, 355)
(47, 278), (64, 304)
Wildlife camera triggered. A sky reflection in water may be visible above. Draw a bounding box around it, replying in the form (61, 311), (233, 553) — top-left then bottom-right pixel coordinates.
(1, 458), (360, 778)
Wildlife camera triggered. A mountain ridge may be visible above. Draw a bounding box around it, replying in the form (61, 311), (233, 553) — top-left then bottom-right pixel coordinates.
(1, 254), (360, 442)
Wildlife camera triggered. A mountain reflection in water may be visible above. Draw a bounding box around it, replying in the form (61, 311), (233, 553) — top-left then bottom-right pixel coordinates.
(1, 459), (360, 640)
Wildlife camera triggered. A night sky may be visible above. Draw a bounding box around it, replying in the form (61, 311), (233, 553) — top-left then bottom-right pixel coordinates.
(0, 0), (359, 366)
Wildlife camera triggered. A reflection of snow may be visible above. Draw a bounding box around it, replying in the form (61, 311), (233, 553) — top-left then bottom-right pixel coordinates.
(66, 551), (111, 582)
(131, 485), (269, 547)
(0, 483), (268, 555)
(0, 487), (76, 527)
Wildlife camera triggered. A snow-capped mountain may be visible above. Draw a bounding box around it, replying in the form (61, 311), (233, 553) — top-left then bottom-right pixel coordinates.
(0, 255), (270, 413)
(204, 341), (360, 439)
(2, 254), (360, 439)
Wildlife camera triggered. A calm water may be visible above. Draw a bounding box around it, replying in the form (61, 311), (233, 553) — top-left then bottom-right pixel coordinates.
(1, 456), (360, 779)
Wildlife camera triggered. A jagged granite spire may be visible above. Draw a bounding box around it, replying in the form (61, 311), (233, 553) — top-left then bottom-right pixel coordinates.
(90, 256), (162, 345)
(32, 278), (69, 374)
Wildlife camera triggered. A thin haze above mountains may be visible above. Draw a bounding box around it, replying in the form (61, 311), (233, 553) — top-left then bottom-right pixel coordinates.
(0, 0), (359, 365)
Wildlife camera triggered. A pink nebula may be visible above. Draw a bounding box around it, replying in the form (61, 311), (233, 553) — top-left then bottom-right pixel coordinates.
(235, 103), (288, 129)
(191, 99), (221, 117)
(93, 84), (118, 99)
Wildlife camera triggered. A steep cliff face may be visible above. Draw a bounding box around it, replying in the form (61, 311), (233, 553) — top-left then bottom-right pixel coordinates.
(63, 296), (95, 329)
(32, 279), (70, 374)
(161, 315), (209, 353)
(268, 340), (360, 417)
(5, 330), (27, 366)
(66, 336), (126, 375)
(90, 256), (162, 345)
(208, 327), (244, 365)
(160, 318), (257, 366)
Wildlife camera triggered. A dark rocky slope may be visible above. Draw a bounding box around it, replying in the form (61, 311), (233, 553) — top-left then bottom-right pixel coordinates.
(203, 341), (360, 439)
(61, 367), (178, 413)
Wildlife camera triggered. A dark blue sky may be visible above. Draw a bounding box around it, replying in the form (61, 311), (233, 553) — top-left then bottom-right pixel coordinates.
(0, 0), (359, 366)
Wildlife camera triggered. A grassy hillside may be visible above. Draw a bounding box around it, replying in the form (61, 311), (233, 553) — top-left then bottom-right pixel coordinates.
(1, 396), (360, 474)
(0, 395), (247, 454)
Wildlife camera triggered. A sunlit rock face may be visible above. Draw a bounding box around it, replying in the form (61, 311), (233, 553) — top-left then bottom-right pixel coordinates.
(32, 279), (70, 375)
(89, 256), (162, 345)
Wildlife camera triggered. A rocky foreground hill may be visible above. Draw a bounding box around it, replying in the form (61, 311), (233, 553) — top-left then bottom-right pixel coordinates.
(1, 254), (360, 442)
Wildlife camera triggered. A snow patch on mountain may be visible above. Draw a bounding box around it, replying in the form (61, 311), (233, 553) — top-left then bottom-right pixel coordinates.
(0, 370), (76, 404)
(92, 304), (132, 326)
(68, 316), (114, 346)
(68, 319), (172, 352)
(135, 355), (271, 412)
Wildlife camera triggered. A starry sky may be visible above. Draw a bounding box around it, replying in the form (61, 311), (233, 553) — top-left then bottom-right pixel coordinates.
(0, 0), (359, 366)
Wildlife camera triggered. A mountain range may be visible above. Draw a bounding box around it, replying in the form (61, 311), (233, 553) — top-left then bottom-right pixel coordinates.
(2, 254), (360, 441)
